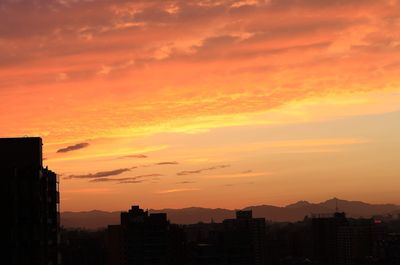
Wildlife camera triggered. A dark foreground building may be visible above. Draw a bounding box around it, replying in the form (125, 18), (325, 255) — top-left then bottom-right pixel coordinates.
(107, 205), (186, 265)
(2, 137), (60, 265)
(311, 212), (384, 265)
(185, 210), (267, 265)
(221, 210), (267, 265)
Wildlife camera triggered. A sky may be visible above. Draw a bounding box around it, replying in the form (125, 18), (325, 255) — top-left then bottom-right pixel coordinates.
(1, 0), (400, 211)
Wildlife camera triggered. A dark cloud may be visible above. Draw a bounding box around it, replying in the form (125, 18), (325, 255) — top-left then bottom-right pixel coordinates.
(57, 142), (89, 153)
(89, 173), (163, 184)
(224, 181), (254, 187)
(118, 180), (146, 184)
(91, 177), (144, 183)
(155, 161), (179, 165)
(65, 168), (131, 179)
(119, 154), (148, 159)
(133, 173), (163, 179)
(176, 181), (196, 184)
(138, 161), (180, 168)
(177, 164), (230, 176)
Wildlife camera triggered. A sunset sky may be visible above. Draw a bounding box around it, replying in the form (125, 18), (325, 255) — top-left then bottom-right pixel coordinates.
(1, 0), (400, 211)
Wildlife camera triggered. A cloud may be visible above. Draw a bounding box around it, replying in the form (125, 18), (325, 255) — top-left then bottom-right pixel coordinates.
(155, 161), (179, 165)
(155, 188), (201, 194)
(65, 167), (132, 179)
(176, 181), (196, 184)
(119, 154), (148, 159)
(205, 171), (271, 179)
(177, 164), (230, 176)
(1, 0), (399, 146)
(57, 142), (89, 153)
(62, 188), (115, 194)
(89, 173), (163, 184)
(117, 180), (146, 184)
(201, 138), (369, 156)
(224, 181), (255, 187)
(137, 161), (179, 168)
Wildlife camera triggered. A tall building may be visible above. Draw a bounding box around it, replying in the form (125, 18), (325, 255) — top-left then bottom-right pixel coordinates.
(311, 212), (384, 265)
(221, 210), (267, 265)
(2, 137), (60, 265)
(185, 222), (224, 265)
(107, 205), (187, 265)
(311, 212), (349, 265)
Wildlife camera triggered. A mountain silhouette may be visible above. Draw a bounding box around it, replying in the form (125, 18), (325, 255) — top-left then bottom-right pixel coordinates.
(61, 198), (400, 229)
(61, 210), (121, 229)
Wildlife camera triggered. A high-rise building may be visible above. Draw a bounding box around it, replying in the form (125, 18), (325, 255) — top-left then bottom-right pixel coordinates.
(311, 212), (383, 265)
(107, 205), (186, 265)
(2, 137), (60, 265)
(221, 210), (267, 265)
(311, 212), (349, 265)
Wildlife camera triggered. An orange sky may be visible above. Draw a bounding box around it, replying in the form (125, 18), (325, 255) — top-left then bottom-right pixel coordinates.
(1, 0), (400, 211)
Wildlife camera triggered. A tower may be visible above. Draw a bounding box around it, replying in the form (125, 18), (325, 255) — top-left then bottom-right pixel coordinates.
(2, 137), (60, 265)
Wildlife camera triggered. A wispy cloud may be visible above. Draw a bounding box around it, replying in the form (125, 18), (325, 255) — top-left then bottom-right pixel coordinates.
(224, 182), (255, 187)
(119, 154), (148, 159)
(156, 188), (201, 194)
(262, 138), (369, 148)
(176, 181), (196, 184)
(155, 161), (179, 165)
(47, 145), (169, 163)
(205, 171), (271, 179)
(138, 161), (180, 167)
(118, 180), (146, 184)
(89, 174), (163, 184)
(62, 188), (114, 194)
(57, 142), (89, 153)
(177, 165), (230, 176)
(65, 167), (134, 179)
(202, 138), (369, 155)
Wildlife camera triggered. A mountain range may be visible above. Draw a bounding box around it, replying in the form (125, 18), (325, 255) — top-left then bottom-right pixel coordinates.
(61, 198), (400, 229)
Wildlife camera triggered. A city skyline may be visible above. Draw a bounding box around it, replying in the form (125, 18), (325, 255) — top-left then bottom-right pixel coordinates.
(1, 0), (400, 211)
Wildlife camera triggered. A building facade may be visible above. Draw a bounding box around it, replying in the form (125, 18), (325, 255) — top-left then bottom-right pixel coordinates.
(107, 205), (186, 265)
(221, 210), (267, 265)
(2, 137), (60, 265)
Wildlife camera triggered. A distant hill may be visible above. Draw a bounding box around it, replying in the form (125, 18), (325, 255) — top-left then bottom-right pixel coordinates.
(244, 198), (399, 222)
(62, 210), (120, 229)
(61, 198), (400, 229)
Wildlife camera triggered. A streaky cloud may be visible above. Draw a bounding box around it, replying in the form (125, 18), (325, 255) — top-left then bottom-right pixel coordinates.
(57, 142), (89, 153)
(119, 154), (148, 159)
(66, 168), (131, 179)
(177, 164), (230, 176)
(155, 161), (179, 165)
(89, 173), (164, 184)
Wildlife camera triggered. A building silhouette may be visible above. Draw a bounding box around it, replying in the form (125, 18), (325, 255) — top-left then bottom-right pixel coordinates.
(185, 210), (267, 265)
(185, 221), (224, 265)
(60, 228), (107, 265)
(99, 207), (395, 265)
(311, 212), (349, 265)
(107, 205), (186, 265)
(376, 233), (400, 265)
(311, 212), (384, 265)
(2, 137), (60, 265)
(221, 210), (267, 265)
